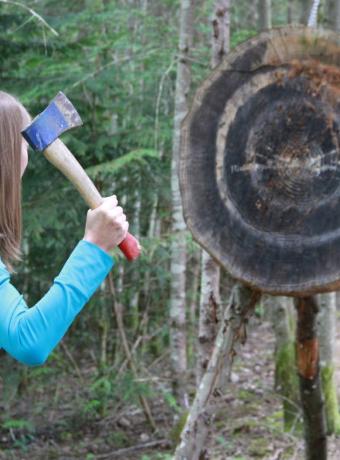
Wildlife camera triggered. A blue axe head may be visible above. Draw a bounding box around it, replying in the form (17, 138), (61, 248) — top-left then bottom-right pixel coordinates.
(22, 92), (83, 151)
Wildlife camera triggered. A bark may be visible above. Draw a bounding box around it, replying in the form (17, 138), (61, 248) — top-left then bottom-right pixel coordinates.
(300, 0), (314, 25)
(170, 0), (194, 406)
(317, 293), (340, 434)
(197, 251), (221, 385)
(197, 0), (230, 389)
(270, 297), (300, 431)
(287, 0), (294, 24)
(211, 0), (230, 68)
(325, 0), (340, 31)
(258, 0), (272, 30)
(294, 297), (327, 460)
(187, 246), (201, 367)
(245, 0), (259, 30)
(130, 176), (141, 332)
(175, 285), (261, 460)
(336, 291), (340, 309)
(307, 0), (321, 27)
(188, 248), (201, 328)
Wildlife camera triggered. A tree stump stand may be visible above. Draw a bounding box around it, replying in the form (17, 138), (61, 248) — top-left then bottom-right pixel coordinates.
(180, 26), (340, 460)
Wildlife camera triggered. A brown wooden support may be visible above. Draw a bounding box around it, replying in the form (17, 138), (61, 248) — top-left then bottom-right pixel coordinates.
(294, 296), (327, 460)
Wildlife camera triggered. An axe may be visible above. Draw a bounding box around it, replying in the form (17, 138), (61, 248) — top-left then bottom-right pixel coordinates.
(22, 92), (140, 261)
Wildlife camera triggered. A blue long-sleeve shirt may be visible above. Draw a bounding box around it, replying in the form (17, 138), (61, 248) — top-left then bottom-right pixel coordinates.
(0, 239), (114, 366)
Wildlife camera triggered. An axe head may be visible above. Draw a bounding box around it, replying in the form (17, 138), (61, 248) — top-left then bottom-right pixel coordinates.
(22, 92), (83, 151)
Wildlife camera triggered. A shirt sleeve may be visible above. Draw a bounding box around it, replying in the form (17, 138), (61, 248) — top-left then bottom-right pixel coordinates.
(0, 239), (114, 366)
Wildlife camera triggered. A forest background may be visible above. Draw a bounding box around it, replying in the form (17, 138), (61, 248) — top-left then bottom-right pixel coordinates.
(0, 1), (339, 459)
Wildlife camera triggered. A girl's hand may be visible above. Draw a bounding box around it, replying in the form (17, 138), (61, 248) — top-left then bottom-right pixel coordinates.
(83, 195), (129, 253)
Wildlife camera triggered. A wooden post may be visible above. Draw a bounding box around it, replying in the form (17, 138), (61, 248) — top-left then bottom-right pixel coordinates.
(294, 296), (327, 460)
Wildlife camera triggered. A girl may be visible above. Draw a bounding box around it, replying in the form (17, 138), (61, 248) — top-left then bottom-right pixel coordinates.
(0, 91), (128, 366)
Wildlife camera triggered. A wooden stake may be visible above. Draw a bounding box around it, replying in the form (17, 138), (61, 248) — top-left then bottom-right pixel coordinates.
(294, 296), (327, 460)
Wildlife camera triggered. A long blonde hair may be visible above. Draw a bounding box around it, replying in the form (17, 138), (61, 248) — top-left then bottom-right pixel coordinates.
(0, 91), (31, 274)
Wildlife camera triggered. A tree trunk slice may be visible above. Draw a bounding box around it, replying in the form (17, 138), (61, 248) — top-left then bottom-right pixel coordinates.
(180, 26), (340, 296)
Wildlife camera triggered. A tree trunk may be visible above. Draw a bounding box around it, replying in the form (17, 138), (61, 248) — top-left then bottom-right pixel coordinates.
(317, 293), (340, 434)
(130, 175), (141, 332)
(300, 0), (314, 25)
(170, 0), (194, 406)
(197, 251), (220, 385)
(187, 245), (201, 368)
(294, 296), (327, 460)
(287, 0), (294, 24)
(175, 285), (261, 460)
(211, 0), (230, 68)
(258, 0), (272, 30)
(336, 291), (340, 309)
(270, 296), (300, 431)
(197, 0), (230, 389)
(325, 0), (340, 32)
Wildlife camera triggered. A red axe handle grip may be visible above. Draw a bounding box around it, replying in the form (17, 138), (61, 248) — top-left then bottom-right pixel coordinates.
(118, 233), (140, 261)
(43, 139), (141, 261)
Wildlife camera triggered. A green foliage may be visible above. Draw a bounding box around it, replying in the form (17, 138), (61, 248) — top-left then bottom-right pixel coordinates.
(1, 418), (35, 450)
(2, 419), (34, 432)
(86, 455), (96, 460)
(231, 29), (258, 48)
(248, 438), (270, 457)
(82, 398), (103, 417)
(0, 0), (178, 379)
(162, 390), (182, 413)
(85, 149), (159, 180)
(81, 369), (152, 419)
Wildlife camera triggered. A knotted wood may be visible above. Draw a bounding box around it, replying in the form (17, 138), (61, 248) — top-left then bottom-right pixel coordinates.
(180, 26), (340, 296)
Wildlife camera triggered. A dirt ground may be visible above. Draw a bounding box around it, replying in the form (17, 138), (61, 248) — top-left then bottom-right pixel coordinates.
(1, 315), (340, 459)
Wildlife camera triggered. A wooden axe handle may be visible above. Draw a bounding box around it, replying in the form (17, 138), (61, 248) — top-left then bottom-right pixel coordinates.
(44, 138), (141, 261)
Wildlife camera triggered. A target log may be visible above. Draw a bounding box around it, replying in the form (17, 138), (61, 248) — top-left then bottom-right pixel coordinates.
(180, 26), (340, 296)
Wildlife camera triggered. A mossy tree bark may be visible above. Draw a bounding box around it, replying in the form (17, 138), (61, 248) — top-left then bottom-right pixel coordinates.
(317, 293), (340, 435)
(294, 296), (327, 460)
(270, 297), (300, 431)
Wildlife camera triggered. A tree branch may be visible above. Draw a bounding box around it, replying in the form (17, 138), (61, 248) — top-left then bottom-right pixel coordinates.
(0, 0), (58, 36)
(174, 284), (261, 460)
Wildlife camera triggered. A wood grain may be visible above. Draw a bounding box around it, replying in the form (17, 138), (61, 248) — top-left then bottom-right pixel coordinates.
(180, 26), (340, 295)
